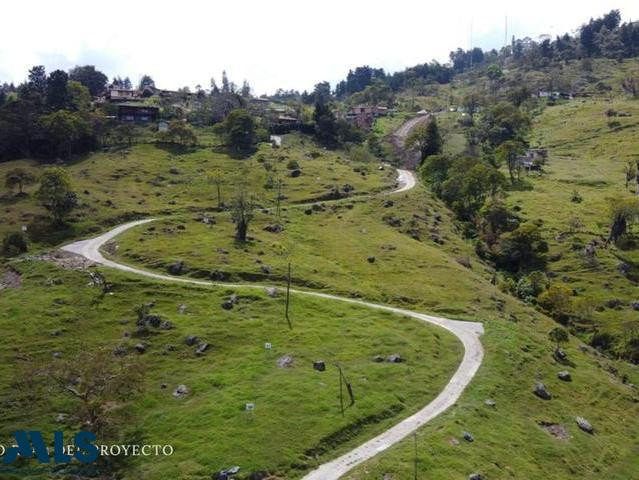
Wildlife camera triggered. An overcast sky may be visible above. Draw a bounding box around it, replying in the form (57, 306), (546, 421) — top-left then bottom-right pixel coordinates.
(1, 1), (639, 95)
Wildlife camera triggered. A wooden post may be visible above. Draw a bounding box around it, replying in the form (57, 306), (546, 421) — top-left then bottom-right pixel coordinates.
(338, 364), (344, 417)
(285, 262), (292, 330)
(413, 432), (418, 480)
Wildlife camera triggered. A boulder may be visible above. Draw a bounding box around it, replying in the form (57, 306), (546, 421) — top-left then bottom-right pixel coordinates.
(484, 399), (496, 407)
(173, 384), (190, 398)
(558, 371), (572, 382)
(554, 347), (568, 361)
(145, 314), (162, 328)
(185, 335), (199, 346)
(265, 287), (278, 297)
(52, 352), (62, 359)
(342, 184), (354, 193)
(367, 256), (376, 263)
(533, 382), (552, 400)
(134, 343), (146, 354)
(277, 355), (293, 368)
(263, 224), (283, 233)
(575, 416), (594, 434)
(382, 199), (394, 208)
(159, 320), (174, 330)
(260, 265), (272, 274)
(289, 169), (302, 178)
(113, 345), (127, 356)
(462, 431), (474, 442)
(468, 474), (483, 480)
(313, 361), (326, 372)
(373, 355), (385, 363)
(387, 354), (404, 363)
(222, 294), (239, 310)
(631, 301), (639, 311)
(195, 342), (210, 356)
(168, 260), (186, 275)
(177, 304), (188, 314)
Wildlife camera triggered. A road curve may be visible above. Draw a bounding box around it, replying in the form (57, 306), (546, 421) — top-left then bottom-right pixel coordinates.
(61, 168), (484, 480)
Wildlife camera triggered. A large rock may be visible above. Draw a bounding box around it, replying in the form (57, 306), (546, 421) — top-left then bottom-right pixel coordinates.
(173, 384), (190, 398)
(533, 382), (552, 400)
(277, 355), (293, 368)
(168, 260), (186, 275)
(468, 474), (483, 480)
(462, 431), (474, 442)
(575, 416), (594, 434)
(558, 371), (572, 382)
(185, 335), (199, 346)
(264, 287), (278, 297)
(195, 342), (210, 356)
(313, 361), (326, 372)
(387, 354), (404, 363)
(289, 169), (302, 178)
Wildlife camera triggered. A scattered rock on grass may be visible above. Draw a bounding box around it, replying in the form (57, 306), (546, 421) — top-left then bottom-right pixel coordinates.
(173, 384), (190, 398)
(313, 361), (326, 372)
(533, 382), (552, 400)
(468, 474), (483, 480)
(196, 343), (210, 356)
(277, 355), (293, 368)
(168, 260), (186, 275)
(576, 416), (594, 434)
(367, 256), (376, 263)
(558, 371), (572, 382)
(484, 399), (496, 407)
(462, 431), (474, 442)
(185, 335), (199, 346)
(387, 354), (404, 363)
(265, 287), (278, 297)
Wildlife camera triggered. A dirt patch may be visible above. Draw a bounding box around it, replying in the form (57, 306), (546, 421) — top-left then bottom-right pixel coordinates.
(0, 269), (22, 290)
(539, 421), (570, 440)
(33, 250), (97, 270)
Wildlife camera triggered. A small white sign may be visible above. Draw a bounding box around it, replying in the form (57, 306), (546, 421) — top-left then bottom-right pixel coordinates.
(264, 342), (272, 350)
(245, 403), (255, 411)
(21, 225), (27, 232)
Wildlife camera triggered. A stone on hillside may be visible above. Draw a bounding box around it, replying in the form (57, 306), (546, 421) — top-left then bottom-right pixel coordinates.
(145, 314), (162, 328)
(289, 169), (301, 178)
(260, 265), (272, 274)
(575, 416), (594, 434)
(113, 345), (127, 356)
(304, 208), (313, 215)
(178, 304), (188, 314)
(558, 371), (572, 382)
(618, 262), (630, 276)
(342, 184), (354, 192)
(373, 355), (385, 363)
(383, 215), (402, 227)
(52, 352), (62, 359)
(277, 355), (293, 368)
(468, 474), (483, 480)
(367, 256), (376, 263)
(185, 335), (199, 346)
(168, 260), (186, 275)
(221, 293), (239, 310)
(382, 199), (394, 208)
(134, 343), (146, 354)
(263, 224), (283, 233)
(462, 431), (474, 442)
(313, 361), (326, 372)
(195, 342), (210, 356)
(210, 270), (229, 281)
(554, 347), (568, 362)
(159, 320), (173, 330)
(173, 384), (189, 398)
(169, 166), (180, 174)
(265, 287), (278, 297)
(606, 298), (622, 309)
(484, 399), (496, 407)
(387, 354), (404, 363)
(533, 382), (552, 400)
(631, 301), (639, 311)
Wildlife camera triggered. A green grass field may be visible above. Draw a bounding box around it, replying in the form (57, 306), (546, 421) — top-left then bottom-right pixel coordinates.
(0, 260), (462, 479)
(0, 133), (390, 247)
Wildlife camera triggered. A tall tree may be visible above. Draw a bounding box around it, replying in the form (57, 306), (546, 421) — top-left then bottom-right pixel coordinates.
(68, 65), (108, 96)
(138, 74), (155, 90)
(5, 167), (37, 195)
(46, 69), (69, 111)
(36, 167), (78, 224)
(405, 118), (443, 163)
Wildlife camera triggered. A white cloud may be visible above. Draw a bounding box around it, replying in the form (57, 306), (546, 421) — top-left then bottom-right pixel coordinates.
(1, 0), (638, 94)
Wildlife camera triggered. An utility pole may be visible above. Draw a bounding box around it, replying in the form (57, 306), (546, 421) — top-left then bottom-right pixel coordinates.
(413, 432), (418, 480)
(285, 262), (292, 329)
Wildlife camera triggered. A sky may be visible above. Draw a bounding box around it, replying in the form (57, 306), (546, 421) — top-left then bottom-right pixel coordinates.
(1, 1), (639, 95)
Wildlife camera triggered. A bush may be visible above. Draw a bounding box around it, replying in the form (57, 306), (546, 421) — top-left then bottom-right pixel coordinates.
(2, 231), (29, 256)
(590, 331), (616, 352)
(286, 159), (300, 170)
(538, 283), (573, 322)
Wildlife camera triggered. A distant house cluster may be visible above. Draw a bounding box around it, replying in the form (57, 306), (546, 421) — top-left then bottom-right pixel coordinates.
(341, 105), (390, 129)
(98, 84), (203, 123)
(248, 97), (300, 126)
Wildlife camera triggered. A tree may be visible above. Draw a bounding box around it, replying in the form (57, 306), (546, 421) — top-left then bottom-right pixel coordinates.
(23, 65), (47, 105)
(494, 222), (548, 272)
(231, 190), (254, 242)
(123, 77), (132, 90)
(313, 101), (338, 147)
(548, 327), (570, 348)
(45, 349), (143, 439)
(40, 110), (90, 158)
(2, 231), (29, 256)
(240, 80), (251, 97)
(538, 284), (574, 322)
(221, 71), (230, 93)
(5, 167), (36, 195)
(217, 109), (257, 151)
(46, 69), (69, 111)
(405, 118), (443, 163)
(66, 81), (91, 112)
(208, 171), (224, 210)
(606, 197), (639, 244)
(477, 102), (531, 148)
(138, 74), (155, 90)
(419, 154), (452, 196)
(36, 167), (77, 224)
(496, 140), (525, 183)
(68, 65), (108, 96)
(158, 120), (197, 146)
(461, 92), (481, 120)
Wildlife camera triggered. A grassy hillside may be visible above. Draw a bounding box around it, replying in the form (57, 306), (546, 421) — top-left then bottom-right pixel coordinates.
(0, 260), (462, 479)
(0, 133), (390, 248)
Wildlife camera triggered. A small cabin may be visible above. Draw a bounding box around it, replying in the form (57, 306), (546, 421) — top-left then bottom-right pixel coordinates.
(117, 104), (159, 123)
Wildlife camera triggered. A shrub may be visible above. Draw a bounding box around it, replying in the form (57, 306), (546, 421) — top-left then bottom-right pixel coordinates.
(590, 332), (616, 352)
(2, 231), (29, 256)
(286, 159), (300, 170)
(538, 283), (573, 322)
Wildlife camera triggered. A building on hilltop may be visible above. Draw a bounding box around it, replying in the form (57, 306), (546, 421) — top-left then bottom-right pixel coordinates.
(117, 104), (159, 123)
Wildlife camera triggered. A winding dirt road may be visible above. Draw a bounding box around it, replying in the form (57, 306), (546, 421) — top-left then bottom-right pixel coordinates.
(61, 167), (483, 480)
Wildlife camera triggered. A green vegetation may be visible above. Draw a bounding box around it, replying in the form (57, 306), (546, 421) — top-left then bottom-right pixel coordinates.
(0, 261), (462, 479)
